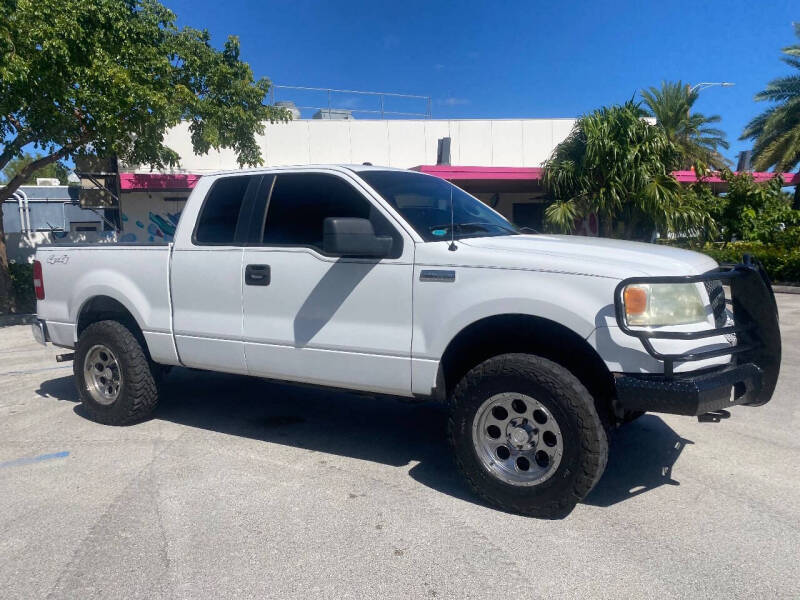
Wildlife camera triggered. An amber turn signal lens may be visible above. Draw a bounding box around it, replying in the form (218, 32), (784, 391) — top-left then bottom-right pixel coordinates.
(624, 286), (647, 316)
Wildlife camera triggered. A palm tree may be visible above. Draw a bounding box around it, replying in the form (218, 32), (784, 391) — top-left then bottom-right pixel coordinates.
(741, 23), (800, 208)
(641, 81), (730, 170)
(543, 101), (714, 239)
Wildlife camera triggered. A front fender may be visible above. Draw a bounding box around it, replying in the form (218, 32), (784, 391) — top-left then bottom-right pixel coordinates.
(412, 267), (615, 361)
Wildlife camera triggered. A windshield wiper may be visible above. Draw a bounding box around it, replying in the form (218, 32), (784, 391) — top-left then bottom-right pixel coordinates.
(429, 222), (519, 239)
(429, 222), (505, 234)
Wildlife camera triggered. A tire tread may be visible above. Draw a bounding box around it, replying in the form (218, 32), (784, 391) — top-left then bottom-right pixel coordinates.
(75, 320), (159, 425)
(448, 353), (608, 518)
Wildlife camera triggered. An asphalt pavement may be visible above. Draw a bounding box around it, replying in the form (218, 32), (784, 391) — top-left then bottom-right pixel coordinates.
(1, 295), (798, 599)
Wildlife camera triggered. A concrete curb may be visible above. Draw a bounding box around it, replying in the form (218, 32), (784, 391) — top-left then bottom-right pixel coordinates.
(0, 313), (36, 327)
(773, 285), (800, 295)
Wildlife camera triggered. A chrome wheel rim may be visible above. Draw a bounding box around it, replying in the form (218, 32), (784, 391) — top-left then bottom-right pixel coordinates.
(83, 344), (122, 405)
(472, 392), (564, 486)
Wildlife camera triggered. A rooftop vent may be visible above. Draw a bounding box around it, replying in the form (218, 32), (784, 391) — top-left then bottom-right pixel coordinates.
(312, 108), (355, 120)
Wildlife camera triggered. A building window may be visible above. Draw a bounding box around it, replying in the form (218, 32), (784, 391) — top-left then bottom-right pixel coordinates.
(70, 222), (102, 233)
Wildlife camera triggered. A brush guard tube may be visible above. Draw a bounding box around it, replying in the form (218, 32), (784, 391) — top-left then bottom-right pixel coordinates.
(612, 256), (781, 416)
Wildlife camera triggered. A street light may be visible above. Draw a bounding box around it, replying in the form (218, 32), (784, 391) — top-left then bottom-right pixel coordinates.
(689, 82), (735, 93)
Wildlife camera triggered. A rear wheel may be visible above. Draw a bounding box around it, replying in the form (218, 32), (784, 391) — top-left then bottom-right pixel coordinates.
(74, 320), (159, 425)
(448, 353), (608, 518)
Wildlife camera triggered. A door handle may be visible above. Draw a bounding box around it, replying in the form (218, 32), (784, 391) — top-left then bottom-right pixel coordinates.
(245, 264), (270, 286)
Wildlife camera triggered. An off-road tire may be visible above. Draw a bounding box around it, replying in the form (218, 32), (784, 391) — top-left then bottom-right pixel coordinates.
(448, 353), (608, 519)
(74, 320), (160, 425)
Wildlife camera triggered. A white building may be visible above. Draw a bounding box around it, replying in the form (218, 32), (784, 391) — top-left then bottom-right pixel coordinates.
(105, 116), (799, 243)
(115, 118), (578, 242)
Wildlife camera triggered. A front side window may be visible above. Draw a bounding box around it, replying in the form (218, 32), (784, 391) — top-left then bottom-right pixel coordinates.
(261, 172), (400, 255)
(194, 176), (252, 244)
(359, 170), (518, 242)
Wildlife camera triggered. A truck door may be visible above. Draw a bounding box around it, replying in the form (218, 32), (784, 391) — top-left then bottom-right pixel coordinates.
(241, 170), (414, 395)
(171, 174), (261, 374)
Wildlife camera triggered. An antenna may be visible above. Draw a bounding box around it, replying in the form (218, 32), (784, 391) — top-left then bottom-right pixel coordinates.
(448, 184), (457, 251)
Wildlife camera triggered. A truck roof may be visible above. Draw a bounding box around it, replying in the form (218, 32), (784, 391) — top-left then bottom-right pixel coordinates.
(200, 164), (413, 177)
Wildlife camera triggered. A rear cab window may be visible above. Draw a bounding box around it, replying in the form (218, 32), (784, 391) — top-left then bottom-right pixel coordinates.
(193, 175), (255, 245)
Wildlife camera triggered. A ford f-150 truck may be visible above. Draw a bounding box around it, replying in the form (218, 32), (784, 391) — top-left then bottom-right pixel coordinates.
(31, 165), (781, 518)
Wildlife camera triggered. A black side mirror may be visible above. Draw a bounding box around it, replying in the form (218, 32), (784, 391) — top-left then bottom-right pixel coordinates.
(323, 217), (393, 258)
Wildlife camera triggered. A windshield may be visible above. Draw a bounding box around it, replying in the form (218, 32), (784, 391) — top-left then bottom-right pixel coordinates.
(359, 170), (518, 242)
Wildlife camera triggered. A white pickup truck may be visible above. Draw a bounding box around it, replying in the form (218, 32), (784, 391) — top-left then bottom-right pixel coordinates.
(31, 165), (781, 518)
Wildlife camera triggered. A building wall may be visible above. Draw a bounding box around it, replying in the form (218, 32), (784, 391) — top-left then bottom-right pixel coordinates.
(123, 118), (578, 174)
(473, 192), (548, 224)
(118, 191), (187, 243)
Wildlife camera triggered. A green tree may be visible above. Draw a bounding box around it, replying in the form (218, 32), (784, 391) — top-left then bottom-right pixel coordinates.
(741, 23), (800, 208)
(0, 0), (288, 312)
(542, 101), (713, 239)
(0, 153), (69, 185)
(641, 80), (729, 170)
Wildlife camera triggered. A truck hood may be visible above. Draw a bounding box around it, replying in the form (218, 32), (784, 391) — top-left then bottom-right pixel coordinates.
(456, 234), (718, 278)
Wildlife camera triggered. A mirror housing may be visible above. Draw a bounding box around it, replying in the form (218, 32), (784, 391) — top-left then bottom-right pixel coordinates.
(323, 217), (393, 258)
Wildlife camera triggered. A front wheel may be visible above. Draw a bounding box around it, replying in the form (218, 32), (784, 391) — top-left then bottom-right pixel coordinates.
(74, 320), (160, 425)
(448, 353), (608, 519)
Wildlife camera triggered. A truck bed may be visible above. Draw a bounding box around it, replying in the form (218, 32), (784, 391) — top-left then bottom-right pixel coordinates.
(35, 244), (175, 363)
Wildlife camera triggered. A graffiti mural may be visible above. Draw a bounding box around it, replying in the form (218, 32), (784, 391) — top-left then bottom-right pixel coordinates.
(119, 194), (186, 243)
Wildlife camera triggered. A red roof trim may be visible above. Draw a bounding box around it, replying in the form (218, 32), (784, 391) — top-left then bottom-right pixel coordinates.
(414, 165), (800, 185)
(414, 165), (544, 180)
(119, 172), (202, 190)
(117, 168), (800, 190)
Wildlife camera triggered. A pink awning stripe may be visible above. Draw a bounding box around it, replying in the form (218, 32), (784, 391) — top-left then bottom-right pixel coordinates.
(414, 165), (800, 185)
(119, 172), (202, 190)
(117, 167), (799, 190)
(414, 165), (544, 180)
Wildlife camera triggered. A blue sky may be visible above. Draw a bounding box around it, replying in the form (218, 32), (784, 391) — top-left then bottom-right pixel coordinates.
(166, 0), (797, 164)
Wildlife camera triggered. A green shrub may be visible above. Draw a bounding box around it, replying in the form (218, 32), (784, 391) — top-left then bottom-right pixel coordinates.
(680, 242), (800, 284)
(8, 262), (36, 313)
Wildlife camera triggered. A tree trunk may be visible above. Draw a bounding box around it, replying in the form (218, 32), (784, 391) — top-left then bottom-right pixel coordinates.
(624, 213), (639, 240)
(602, 214), (614, 238)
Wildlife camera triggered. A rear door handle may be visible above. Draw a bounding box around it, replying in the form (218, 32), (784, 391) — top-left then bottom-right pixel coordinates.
(245, 264), (270, 286)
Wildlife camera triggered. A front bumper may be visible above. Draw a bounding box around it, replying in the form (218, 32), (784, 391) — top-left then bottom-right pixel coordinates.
(612, 256), (781, 416)
(615, 362), (764, 416)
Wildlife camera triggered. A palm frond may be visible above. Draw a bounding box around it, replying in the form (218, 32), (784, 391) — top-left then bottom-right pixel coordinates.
(639, 80), (729, 169)
(745, 26), (800, 172)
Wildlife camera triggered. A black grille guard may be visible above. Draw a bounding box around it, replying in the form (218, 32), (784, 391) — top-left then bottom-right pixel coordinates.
(613, 255), (782, 406)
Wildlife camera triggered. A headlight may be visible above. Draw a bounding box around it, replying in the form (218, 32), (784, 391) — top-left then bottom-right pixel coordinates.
(622, 283), (707, 326)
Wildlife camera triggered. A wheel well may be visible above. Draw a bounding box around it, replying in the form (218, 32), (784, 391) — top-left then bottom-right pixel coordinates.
(439, 314), (615, 417)
(77, 296), (148, 356)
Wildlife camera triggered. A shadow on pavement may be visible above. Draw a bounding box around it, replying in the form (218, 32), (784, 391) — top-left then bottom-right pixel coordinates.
(585, 415), (693, 507)
(36, 368), (692, 511)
